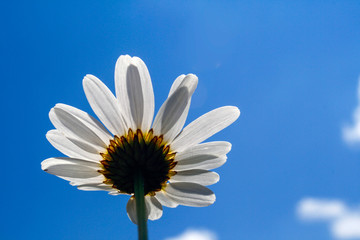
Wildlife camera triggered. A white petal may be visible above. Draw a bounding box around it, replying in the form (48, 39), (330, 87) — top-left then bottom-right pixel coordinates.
(67, 175), (105, 186)
(46, 130), (102, 161)
(177, 141), (232, 158)
(108, 191), (128, 196)
(175, 156), (227, 171)
(115, 55), (154, 132)
(126, 197), (138, 224)
(45, 174), (104, 187)
(49, 107), (107, 149)
(41, 157), (101, 178)
(42, 157), (101, 169)
(65, 137), (102, 155)
(152, 74), (198, 143)
(164, 182), (215, 207)
(77, 183), (113, 191)
(172, 106), (240, 152)
(83, 74), (127, 136)
(126, 197), (150, 224)
(146, 196), (163, 220)
(154, 191), (179, 208)
(168, 74), (186, 96)
(54, 103), (112, 144)
(171, 170), (219, 186)
(174, 141), (231, 171)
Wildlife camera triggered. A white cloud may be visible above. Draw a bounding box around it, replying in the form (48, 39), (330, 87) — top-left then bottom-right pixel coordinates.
(296, 198), (360, 239)
(332, 214), (360, 239)
(165, 229), (217, 240)
(297, 198), (347, 220)
(343, 79), (360, 145)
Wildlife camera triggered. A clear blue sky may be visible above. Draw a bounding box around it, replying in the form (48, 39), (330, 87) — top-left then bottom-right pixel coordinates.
(1, 1), (360, 239)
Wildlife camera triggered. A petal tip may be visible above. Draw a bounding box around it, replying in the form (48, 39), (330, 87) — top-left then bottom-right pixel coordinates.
(232, 106), (240, 116)
(186, 73), (198, 79)
(214, 172), (220, 183)
(40, 161), (48, 171)
(46, 129), (57, 137)
(226, 142), (232, 151)
(236, 108), (241, 118)
(49, 107), (55, 117)
(116, 55), (132, 66)
(82, 74), (100, 86)
(211, 193), (216, 204)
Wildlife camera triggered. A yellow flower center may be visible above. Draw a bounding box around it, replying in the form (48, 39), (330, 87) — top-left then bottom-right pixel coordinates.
(99, 129), (177, 196)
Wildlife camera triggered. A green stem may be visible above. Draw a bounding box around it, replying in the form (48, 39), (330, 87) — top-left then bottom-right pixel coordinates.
(134, 173), (148, 240)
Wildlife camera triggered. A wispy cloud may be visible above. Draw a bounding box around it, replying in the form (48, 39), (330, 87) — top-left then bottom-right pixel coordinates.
(332, 214), (360, 239)
(297, 198), (346, 220)
(342, 79), (360, 145)
(296, 198), (360, 239)
(165, 229), (217, 240)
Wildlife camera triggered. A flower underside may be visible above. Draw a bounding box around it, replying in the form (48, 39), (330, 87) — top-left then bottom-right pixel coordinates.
(99, 129), (177, 196)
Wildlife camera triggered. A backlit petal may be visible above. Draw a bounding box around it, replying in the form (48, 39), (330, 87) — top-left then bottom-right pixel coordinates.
(154, 191), (179, 208)
(126, 197), (150, 224)
(54, 103), (112, 144)
(153, 74), (198, 143)
(115, 55), (154, 132)
(174, 141), (231, 170)
(164, 182), (215, 207)
(49, 107), (107, 149)
(146, 196), (163, 220)
(41, 157), (101, 178)
(83, 74), (127, 136)
(170, 170), (219, 186)
(172, 106), (240, 152)
(46, 130), (102, 161)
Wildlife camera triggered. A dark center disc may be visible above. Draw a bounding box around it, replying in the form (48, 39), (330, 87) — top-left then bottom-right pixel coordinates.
(99, 129), (177, 196)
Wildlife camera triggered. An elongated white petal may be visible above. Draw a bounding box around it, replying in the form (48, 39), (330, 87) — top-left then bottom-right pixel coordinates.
(126, 197), (138, 224)
(126, 197), (150, 224)
(154, 191), (179, 208)
(164, 182), (215, 207)
(42, 157), (101, 169)
(65, 137), (101, 155)
(176, 141), (232, 158)
(41, 157), (101, 178)
(108, 191), (128, 196)
(46, 130), (102, 161)
(54, 103), (112, 144)
(175, 156), (227, 171)
(49, 107), (107, 149)
(67, 175), (105, 186)
(146, 196), (163, 220)
(47, 174), (104, 187)
(83, 74), (127, 136)
(171, 170), (219, 186)
(115, 55), (154, 132)
(168, 74), (186, 96)
(153, 74), (198, 143)
(77, 183), (113, 191)
(172, 106), (240, 152)
(174, 141), (231, 171)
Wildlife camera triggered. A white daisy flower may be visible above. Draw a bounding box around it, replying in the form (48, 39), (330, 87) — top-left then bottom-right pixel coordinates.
(42, 55), (240, 224)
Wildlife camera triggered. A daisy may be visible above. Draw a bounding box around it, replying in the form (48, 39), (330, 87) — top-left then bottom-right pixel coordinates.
(42, 55), (240, 228)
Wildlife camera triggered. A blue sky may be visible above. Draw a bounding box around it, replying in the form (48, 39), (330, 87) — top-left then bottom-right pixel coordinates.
(1, 1), (360, 239)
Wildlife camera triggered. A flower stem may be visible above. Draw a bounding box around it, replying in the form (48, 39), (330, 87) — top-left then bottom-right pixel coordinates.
(134, 172), (148, 240)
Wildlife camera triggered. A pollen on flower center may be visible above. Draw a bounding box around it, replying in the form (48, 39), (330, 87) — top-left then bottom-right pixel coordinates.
(99, 129), (177, 196)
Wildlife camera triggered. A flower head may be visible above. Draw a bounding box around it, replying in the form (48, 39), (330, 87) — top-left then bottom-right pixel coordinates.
(42, 55), (240, 223)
